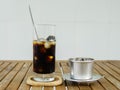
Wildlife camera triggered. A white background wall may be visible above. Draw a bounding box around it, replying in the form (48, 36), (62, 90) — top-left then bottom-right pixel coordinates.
(0, 0), (120, 60)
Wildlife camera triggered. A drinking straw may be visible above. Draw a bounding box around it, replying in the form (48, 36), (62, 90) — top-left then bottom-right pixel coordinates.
(28, 4), (39, 40)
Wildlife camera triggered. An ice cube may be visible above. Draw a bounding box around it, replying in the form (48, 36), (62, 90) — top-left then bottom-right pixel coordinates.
(38, 38), (46, 42)
(37, 38), (46, 44)
(46, 35), (56, 41)
(44, 42), (51, 49)
(49, 41), (56, 45)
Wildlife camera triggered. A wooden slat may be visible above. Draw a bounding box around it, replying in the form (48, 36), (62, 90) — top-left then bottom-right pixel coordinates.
(29, 85), (44, 90)
(18, 63), (32, 90)
(0, 62), (23, 90)
(96, 62), (120, 81)
(105, 62), (120, 74)
(44, 86), (54, 90)
(6, 62), (31, 90)
(30, 86), (43, 90)
(60, 62), (70, 73)
(79, 85), (91, 90)
(94, 63), (120, 90)
(0, 60), (119, 90)
(0, 62), (17, 81)
(18, 62), (44, 90)
(0, 62), (10, 72)
(90, 69), (105, 90)
(56, 62), (67, 90)
(0, 62), (3, 66)
(91, 81), (105, 90)
(55, 62), (65, 90)
(56, 84), (66, 90)
(109, 61), (120, 68)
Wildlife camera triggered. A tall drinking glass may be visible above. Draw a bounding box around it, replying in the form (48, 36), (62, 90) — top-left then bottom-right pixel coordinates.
(33, 24), (56, 82)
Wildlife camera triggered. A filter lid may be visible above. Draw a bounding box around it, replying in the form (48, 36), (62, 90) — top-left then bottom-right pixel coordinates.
(69, 57), (94, 62)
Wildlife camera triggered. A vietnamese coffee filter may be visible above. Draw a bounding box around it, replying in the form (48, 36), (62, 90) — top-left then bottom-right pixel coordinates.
(69, 57), (94, 79)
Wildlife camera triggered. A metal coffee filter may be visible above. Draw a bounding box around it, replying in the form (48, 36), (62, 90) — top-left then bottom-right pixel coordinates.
(69, 57), (94, 80)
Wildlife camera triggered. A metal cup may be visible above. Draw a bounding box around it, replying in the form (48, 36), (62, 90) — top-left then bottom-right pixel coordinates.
(69, 57), (94, 79)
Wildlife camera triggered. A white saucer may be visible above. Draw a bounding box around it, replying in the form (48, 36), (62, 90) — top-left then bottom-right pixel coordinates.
(63, 73), (103, 83)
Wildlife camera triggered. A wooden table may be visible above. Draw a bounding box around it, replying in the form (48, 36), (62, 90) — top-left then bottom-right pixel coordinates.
(0, 60), (120, 90)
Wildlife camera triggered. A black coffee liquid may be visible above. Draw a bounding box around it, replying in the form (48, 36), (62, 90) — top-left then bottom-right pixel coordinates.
(33, 40), (55, 74)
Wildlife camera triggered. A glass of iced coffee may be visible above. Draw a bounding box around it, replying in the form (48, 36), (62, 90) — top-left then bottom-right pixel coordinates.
(33, 24), (56, 82)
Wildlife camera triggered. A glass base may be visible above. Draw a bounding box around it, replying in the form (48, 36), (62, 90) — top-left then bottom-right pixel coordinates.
(32, 73), (55, 82)
(32, 77), (54, 82)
